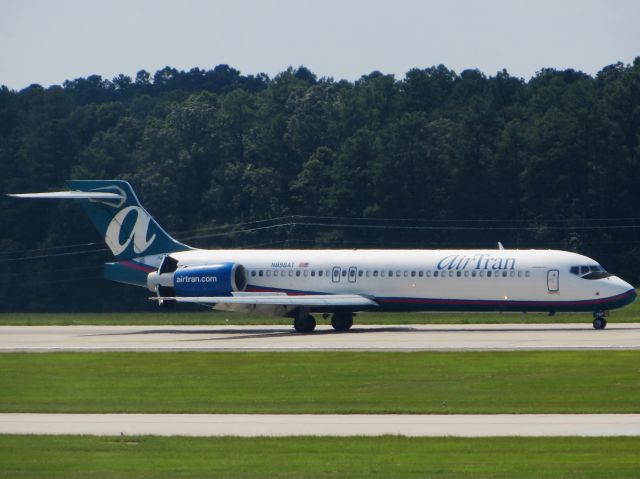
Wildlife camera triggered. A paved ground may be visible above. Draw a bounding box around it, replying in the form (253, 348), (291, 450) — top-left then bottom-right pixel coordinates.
(2, 413), (639, 437)
(1, 323), (640, 351)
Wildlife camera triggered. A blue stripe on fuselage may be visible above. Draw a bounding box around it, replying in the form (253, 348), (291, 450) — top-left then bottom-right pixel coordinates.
(246, 284), (636, 312)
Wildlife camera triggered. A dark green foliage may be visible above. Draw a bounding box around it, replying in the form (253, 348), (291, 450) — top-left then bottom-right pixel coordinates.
(1, 61), (639, 311)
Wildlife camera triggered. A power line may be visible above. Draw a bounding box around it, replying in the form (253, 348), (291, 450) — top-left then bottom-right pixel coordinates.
(0, 241), (105, 257)
(3, 218), (639, 262)
(280, 214), (640, 224)
(0, 248), (109, 263)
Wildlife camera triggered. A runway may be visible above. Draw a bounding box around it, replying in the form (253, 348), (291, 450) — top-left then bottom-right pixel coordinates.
(1, 413), (639, 437)
(1, 323), (640, 352)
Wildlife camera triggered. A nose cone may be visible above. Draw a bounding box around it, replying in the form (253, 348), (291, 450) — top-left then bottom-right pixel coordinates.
(610, 276), (636, 307)
(614, 276), (635, 292)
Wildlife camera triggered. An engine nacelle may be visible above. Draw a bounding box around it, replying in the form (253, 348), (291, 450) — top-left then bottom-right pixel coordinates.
(148, 262), (247, 297)
(174, 263), (247, 296)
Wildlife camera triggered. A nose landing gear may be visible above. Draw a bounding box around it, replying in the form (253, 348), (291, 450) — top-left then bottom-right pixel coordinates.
(593, 311), (607, 330)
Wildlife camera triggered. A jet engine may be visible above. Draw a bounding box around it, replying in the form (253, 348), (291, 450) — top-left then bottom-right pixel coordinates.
(147, 256), (247, 305)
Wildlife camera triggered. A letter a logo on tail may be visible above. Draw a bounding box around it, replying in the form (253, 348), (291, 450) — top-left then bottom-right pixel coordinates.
(105, 206), (157, 256)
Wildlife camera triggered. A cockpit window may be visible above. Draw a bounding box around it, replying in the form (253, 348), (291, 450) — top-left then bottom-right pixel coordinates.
(570, 264), (611, 280)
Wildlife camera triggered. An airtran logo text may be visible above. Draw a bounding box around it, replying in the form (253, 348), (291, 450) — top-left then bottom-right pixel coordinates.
(105, 206), (156, 256)
(175, 275), (218, 284)
(437, 254), (516, 271)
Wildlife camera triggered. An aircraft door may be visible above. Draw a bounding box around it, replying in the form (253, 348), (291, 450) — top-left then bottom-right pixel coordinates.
(348, 266), (357, 283)
(547, 269), (559, 293)
(332, 266), (341, 283)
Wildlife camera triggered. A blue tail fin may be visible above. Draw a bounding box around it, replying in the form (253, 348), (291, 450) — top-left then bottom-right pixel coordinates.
(66, 180), (191, 260)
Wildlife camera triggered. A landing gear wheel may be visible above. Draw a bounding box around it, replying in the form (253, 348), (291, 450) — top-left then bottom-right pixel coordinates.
(593, 312), (607, 330)
(294, 315), (316, 333)
(331, 313), (353, 331)
(593, 318), (607, 329)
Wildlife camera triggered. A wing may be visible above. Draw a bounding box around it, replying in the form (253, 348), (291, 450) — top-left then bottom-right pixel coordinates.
(153, 293), (378, 307)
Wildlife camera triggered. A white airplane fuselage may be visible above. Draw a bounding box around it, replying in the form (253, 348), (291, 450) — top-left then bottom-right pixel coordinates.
(142, 248), (636, 313)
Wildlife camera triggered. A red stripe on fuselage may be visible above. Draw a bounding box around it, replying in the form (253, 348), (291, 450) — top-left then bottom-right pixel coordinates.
(120, 260), (156, 273)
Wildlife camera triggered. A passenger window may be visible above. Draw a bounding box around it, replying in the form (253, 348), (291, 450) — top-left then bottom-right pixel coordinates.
(318, 270), (323, 277)
(381, 270), (386, 278)
(411, 271), (416, 277)
(296, 270), (301, 277)
(464, 271), (469, 277)
(426, 271), (431, 277)
(266, 270), (271, 277)
(487, 271), (492, 277)
(373, 270), (379, 277)
(456, 271), (462, 277)
(403, 271), (408, 277)
(358, 270), (363, 277)
(304, 270), (309, 277)
(274, 270), (279, 277)
(342, 270), (347, 277)
(472, 271), (477, 277)
(525, 271), (531, 277)
(366, 271), (371, 278)
(434, 271), (439, 277)
(510, 271), (515, 277)
(251, 270), (256, 277)
(480, 271), (485, 277)
(517, 271), (523, 278)
(502, 271), (507, 277)
(311, 270), (315, 277)
(449, 271), (454, 277)
(259, 270), (264, 277)
(418, 271), (423, 277)
(389, 270), (394, 277)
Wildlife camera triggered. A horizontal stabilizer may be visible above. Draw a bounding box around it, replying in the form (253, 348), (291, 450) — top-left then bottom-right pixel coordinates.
(151, 294), (378, 307)
(8, 180), (192, 260)
(8, 191), (123, 200)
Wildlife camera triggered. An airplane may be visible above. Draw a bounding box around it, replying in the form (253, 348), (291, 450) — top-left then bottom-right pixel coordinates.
(9, 179), (636, 332)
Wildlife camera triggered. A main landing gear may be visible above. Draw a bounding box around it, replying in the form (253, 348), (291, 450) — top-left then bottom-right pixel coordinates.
(293, 313), (316, 333)
(331, 312), (354, 331)
(593, 311), (608, 330)
(293, 311), (355, 333)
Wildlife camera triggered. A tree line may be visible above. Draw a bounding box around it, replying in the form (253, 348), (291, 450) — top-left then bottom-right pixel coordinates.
(1, 60), (639, 311)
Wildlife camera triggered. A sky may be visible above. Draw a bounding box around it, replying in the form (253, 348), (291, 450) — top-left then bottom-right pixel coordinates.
(1, 0), (639, 89)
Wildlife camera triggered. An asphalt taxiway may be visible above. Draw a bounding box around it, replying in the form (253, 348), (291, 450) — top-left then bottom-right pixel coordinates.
(1, 413), (639, 437)
(1, 323), (639, 351)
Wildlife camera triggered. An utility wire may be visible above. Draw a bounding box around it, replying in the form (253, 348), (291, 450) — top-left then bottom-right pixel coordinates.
(3, 219), (639, 262)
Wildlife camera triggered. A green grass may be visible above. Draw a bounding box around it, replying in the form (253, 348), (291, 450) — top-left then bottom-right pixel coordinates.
(1, 351), (639, 413)
(1, 435), (639, 479)
(1, 290), (638, 326)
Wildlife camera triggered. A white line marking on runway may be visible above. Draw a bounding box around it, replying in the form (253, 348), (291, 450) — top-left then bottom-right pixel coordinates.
(2, 414), (640, 437)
